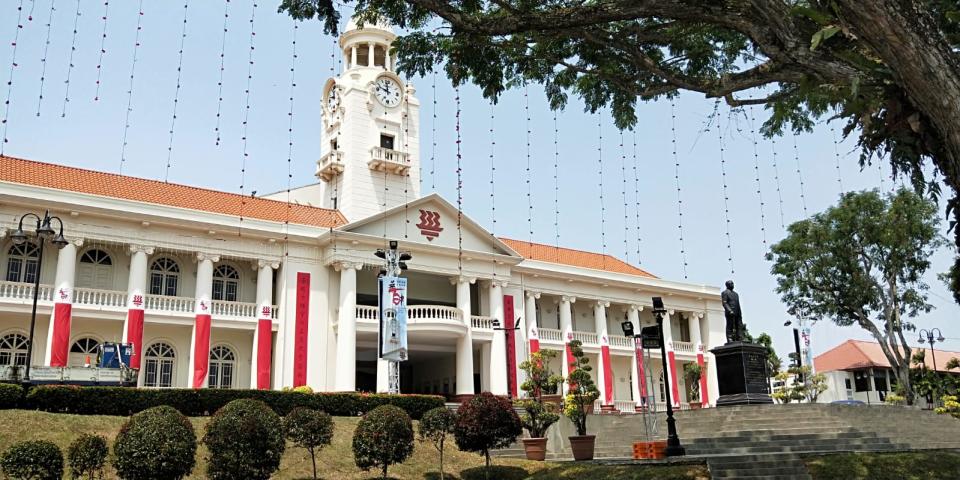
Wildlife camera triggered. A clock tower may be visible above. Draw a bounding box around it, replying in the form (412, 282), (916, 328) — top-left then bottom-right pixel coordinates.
(313, 19), (421, 221)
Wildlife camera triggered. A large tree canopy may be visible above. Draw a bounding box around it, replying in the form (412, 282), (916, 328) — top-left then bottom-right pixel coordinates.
(280, 0), (960, 299)
(766, 188), (943, 404)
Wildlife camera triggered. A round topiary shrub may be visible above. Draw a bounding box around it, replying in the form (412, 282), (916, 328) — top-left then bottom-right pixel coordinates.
(352, 404), (414, 479)
(0, 383), (24, 409)
(284, 407), (334, 480)
(112, 405), (196, 480)
(455, 392), (522, 470)
(67, 434), (108, 480)
(203, 398), (285, 480)
(0, 440), (63, 480)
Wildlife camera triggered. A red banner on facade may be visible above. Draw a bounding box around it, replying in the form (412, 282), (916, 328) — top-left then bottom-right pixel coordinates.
(504, 295), (518, 398)
(667, 349), (681, 408)
(697, 349), (709, 407)
(125, 309), (145, 369)
(293, 272), (310, 387)
(192, 314), (211, 388)
(600, 343), (613, 404)
(49, 303), (72, 367)
(256, 319), (272, 389)
(634, 337), (648, 406)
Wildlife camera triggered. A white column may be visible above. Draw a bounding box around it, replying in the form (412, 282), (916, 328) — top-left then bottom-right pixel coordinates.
(376, 358), (390, 393)
(628, 305), (642, 405)
(367, 42), (375, 67)
(524, 291), (538, 334)
(334, 263), (361, 392)
(593, 301), (611, 405)
(189, 253), (218, 388)
(480, 343), (491, 392)
(44, 239), (81, 366)
(251, 261), (278, 389)
(123, 245), (153, 374)
(454, 276), (475, 396)
(489, 281), (508, 395)
(350, 46), (357, 69)
(559, 296), (575, 395)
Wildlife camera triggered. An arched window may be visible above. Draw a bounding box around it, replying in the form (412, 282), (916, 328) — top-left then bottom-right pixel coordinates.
(149, 258), (180, 297)
(77, 249), (114, 290)
(69, 337), (101, 366)
(208, 345), (236, 389)
(0, 333), (28, 366)
(144, 342), (175, 388)
(212, 265), (239, 302)
(5, 242), (39, 283)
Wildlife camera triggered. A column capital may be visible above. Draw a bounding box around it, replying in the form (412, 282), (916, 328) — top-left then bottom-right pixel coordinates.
(450, 275), (476, 285)
(628, 304), (643, 312)
(255, 259), (281, 270)
(67, 237), (84, 248)
(196, 252), (220, 263)
(489, 280), (508, 290)
(667, 309), (675, 316)
(560, 295), (576, 304)
(333, 261), (363, 272)
(595, 300), (610, 309)
(525, 290), (541, 299)
(128, 244), (155, 255)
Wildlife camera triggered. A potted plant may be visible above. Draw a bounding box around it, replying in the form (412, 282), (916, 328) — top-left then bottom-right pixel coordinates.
(516, 350), (563, 460)
(562, 339), (600, 461)
(684, 363), (703, 410)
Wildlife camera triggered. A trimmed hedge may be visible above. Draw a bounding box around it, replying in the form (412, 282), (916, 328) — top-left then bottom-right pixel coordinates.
(0, 383), (23, 409)
(21, 386), (444, 419)
(113, 406), (196, 480)
(0, 440), (63, 480)
(204, 399), (285, 480)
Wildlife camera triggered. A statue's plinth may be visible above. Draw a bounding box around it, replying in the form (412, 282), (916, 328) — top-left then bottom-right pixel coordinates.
(710, 341), (773, 407)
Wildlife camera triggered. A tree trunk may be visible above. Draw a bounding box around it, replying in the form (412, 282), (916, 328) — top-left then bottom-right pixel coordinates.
(439, 446), (444, 480)
(310, 449), (317, 480)
(382, 463), (389, 479)
(484, 450), (491, 480)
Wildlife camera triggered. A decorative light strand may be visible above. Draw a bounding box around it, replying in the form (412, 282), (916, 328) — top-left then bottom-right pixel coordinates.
(403, 92), (410, 239)
(619, 131), (631, 263)
(714, 101), (734, 275)
(831, 126), (844, 194)
(552, 110), (561, 260)
(119, 0), (145, 174)
(489, 100), (497, 277)
(60, 0), (80, 117)
(669, 98), (688, 279)
(524, 83), (534, 246)
(35, 0), (56, 116)
(430, 70), (437, 191)
(238, 0), (258, 231)
(766, 127), (787, 230)
(1, 0), (25, 154)
(745, 107), (768, 246)
(598, 112), (607, 270)
(631, 128), (642, 266)
(93, 1), (109, 101)
(214, 0), (230, 146)
(456, 85), (463, 274)
(164, 1), (189, 182)
(285, 21), (298, 248)
(792, 133), (809, 217)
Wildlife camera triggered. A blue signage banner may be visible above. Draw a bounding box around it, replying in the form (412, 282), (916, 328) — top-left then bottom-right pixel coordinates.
(379, 276), (408, 362)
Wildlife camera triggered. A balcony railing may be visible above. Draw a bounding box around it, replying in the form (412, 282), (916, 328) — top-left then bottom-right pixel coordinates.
(470, 316), (495, 330)
(368, 146), (411, 175)
(144, 294), (194, 314)
(538, 328), (563, 342)
(316, 150), (345, 182)
(672, 341), (695, 354)
(0, 281), (53, 302)
(573, 331), (598, 345)
(74, 288), (126, 309)
(354, 305), (464, 324)
(356, 305), (378, 320)
(609, 335), (634, 348)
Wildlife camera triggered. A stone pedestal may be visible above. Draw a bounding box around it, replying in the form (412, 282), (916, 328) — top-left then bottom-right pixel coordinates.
(710, 341), (773, 406)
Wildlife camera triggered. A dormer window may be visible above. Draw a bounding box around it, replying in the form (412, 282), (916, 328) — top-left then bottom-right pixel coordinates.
(380, 134), (395, 150)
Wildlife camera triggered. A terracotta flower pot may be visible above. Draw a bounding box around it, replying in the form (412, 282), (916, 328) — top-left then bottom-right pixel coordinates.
(688, 402), (702, 410)
(568, 435), (596, 461)
(522, 437), (548, 461)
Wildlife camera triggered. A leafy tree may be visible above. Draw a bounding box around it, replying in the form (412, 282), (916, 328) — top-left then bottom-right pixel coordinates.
(284, 407), (335, 480)
(0, 440), (63, 480)
(353, 405), (414, 479)
(281, 0), (960, 302)
(203, 399), (286, 480)
(771, 366), (827, 403)
(113, 406), (196, 480)
(454, 392), (522, 478)
(683, 362), (702, 402)
(562, 340), (600, 437)
(516, 350), (562, 438)
(417, 406), (456, 480)
(67, 434), (108, 480)
(767, 189), (943, 405)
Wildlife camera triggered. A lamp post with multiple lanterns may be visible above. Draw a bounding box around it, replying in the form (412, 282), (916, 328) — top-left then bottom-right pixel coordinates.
(918, 328), (945, 404)
(10, 211), (68, 382)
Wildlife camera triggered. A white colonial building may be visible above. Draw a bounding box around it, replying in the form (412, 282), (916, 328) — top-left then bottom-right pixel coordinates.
(0, 21), (726, 411)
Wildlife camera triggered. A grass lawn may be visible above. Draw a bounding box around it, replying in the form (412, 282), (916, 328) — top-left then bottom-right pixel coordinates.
(0, 410), (709, 479)
(805, 451), (960, 480)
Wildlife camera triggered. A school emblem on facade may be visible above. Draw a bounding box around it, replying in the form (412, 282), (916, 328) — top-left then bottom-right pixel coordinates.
(416, 210), (443, 241)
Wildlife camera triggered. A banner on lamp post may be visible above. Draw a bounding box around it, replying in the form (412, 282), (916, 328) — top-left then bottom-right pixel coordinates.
(378, 276), (408, 362)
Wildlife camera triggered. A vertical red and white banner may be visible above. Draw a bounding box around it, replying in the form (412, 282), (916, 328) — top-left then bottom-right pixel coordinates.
(292, 272), (310, 387)
(254, 305), (273, 390)
(564, 324), (576, 377)
(48, 284), (73, 367)
(192, 295), (212, 389)
(528, 322), (540, 355)
(600, 333), (614, 405)
(697, 343), (709, 407)
(667, 341), (681, 408)
(634, 337), (648, 407)
(503, 295), (518, 398)
(125, 291), (145, 369)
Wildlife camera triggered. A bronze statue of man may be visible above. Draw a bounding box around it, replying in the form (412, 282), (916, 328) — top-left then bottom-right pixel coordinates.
(721, 280), (744, 343)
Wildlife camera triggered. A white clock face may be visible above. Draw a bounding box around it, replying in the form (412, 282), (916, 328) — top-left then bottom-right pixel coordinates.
(325, 86), (339, 112)
(374, 78), (402, 107)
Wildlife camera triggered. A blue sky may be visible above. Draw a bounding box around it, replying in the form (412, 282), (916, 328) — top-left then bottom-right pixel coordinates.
(1, 1), (958, 362)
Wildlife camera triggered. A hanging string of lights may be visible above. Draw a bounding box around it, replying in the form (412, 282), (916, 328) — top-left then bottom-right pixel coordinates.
(403, 93), (410, 239)
(745, 107), (768, 246)
(489, 100), (497, 278)
(670, 98), (688, 279)
(284, 20), (298, 249)
(766, 129), (787, 231)
(93, 1), (109, 102)
(238, 0), (258, 233)
(455, 85), (464, 274)
(164, 1), (189, 183)
(214, 0), (230, 146)
(118, 0), (145, 175)
(631, 129), (642, 266)
(524, 83), (534, 246)
(552, 110), (561, 260)
(714, 101), (734, 275)
(597, 112), (607, 270)
(1, 0), (25, 155)
(430, 70), (437, 192)
(35, 0), (56, 117)
(792, 133), (809, 217)
(831, 126), (844, 194)
(60, 0), (81, 117)
(619, 130), (631, 263)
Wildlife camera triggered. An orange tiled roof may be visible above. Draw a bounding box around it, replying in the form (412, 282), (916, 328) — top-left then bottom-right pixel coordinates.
(500, 237), (657, 278)
(0, 156), (346, 228)
(814, 339), (960, 373)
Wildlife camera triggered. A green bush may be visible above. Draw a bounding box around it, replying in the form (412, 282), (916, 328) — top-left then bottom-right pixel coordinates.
(284, 407), (334, 480)
(24, 386), (443, 419)
(418, 407), (456, 480)
(0, 383), (24, 409)
(203, 399), (285, 480)
(112, 406), (196, 480)
(0, 440), (63, 480)
(67, 434), (108, 480)
(353, 405), (414, 479)
(455, 393), (522, 471)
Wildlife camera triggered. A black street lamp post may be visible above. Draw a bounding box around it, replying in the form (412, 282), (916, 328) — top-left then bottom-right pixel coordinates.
(10, 211), (68, 382)
(918, 328), (945, 405)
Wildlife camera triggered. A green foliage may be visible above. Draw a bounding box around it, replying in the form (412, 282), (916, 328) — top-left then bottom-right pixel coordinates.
(771, 366), (828, 404)
(352, 405), (414, 479)
(935, 395), (960, 419)
(683, 363), (702, 401)
(0, 383), (24, 409)
(66, 434), (107, 480)
(885, 393), (907, 406)
(112, 406), (196, 480)
(203, 399), (285, 480)
(0, 440), (63, 480)
(454, 392), (522, 474)
(21, 385), (443, 418)
(516, 350), (562, 438)
(417, 407), (456, 480)
(283, 407), (334, 480)
(562, 340), (600, 437)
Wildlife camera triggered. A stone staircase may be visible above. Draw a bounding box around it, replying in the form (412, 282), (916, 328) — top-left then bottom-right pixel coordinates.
(494, 403), (960, 477)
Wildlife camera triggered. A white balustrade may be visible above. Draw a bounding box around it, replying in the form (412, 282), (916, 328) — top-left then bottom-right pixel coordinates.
(672, 341), (695, 354)
(211, 300), (258, 319)
(355, 305), (379, 320)
(407, 305), (461, 322)
(73, 288), (127, 308)
(470, 315), (495, 330)
(573, 331), (598, 345)
(0, 281), (53, 302)
(608, 335), (633, 348)
(317, 150), (345, 181)
(614, 400), (638, 413)
(144, 294), (195, 314)
(538, 328), (562, 342)
(271, 305), (279, 319)
(368, 146), (412, 175)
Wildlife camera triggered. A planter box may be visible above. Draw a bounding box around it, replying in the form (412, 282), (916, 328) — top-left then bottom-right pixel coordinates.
(633, 440), (669, 460)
